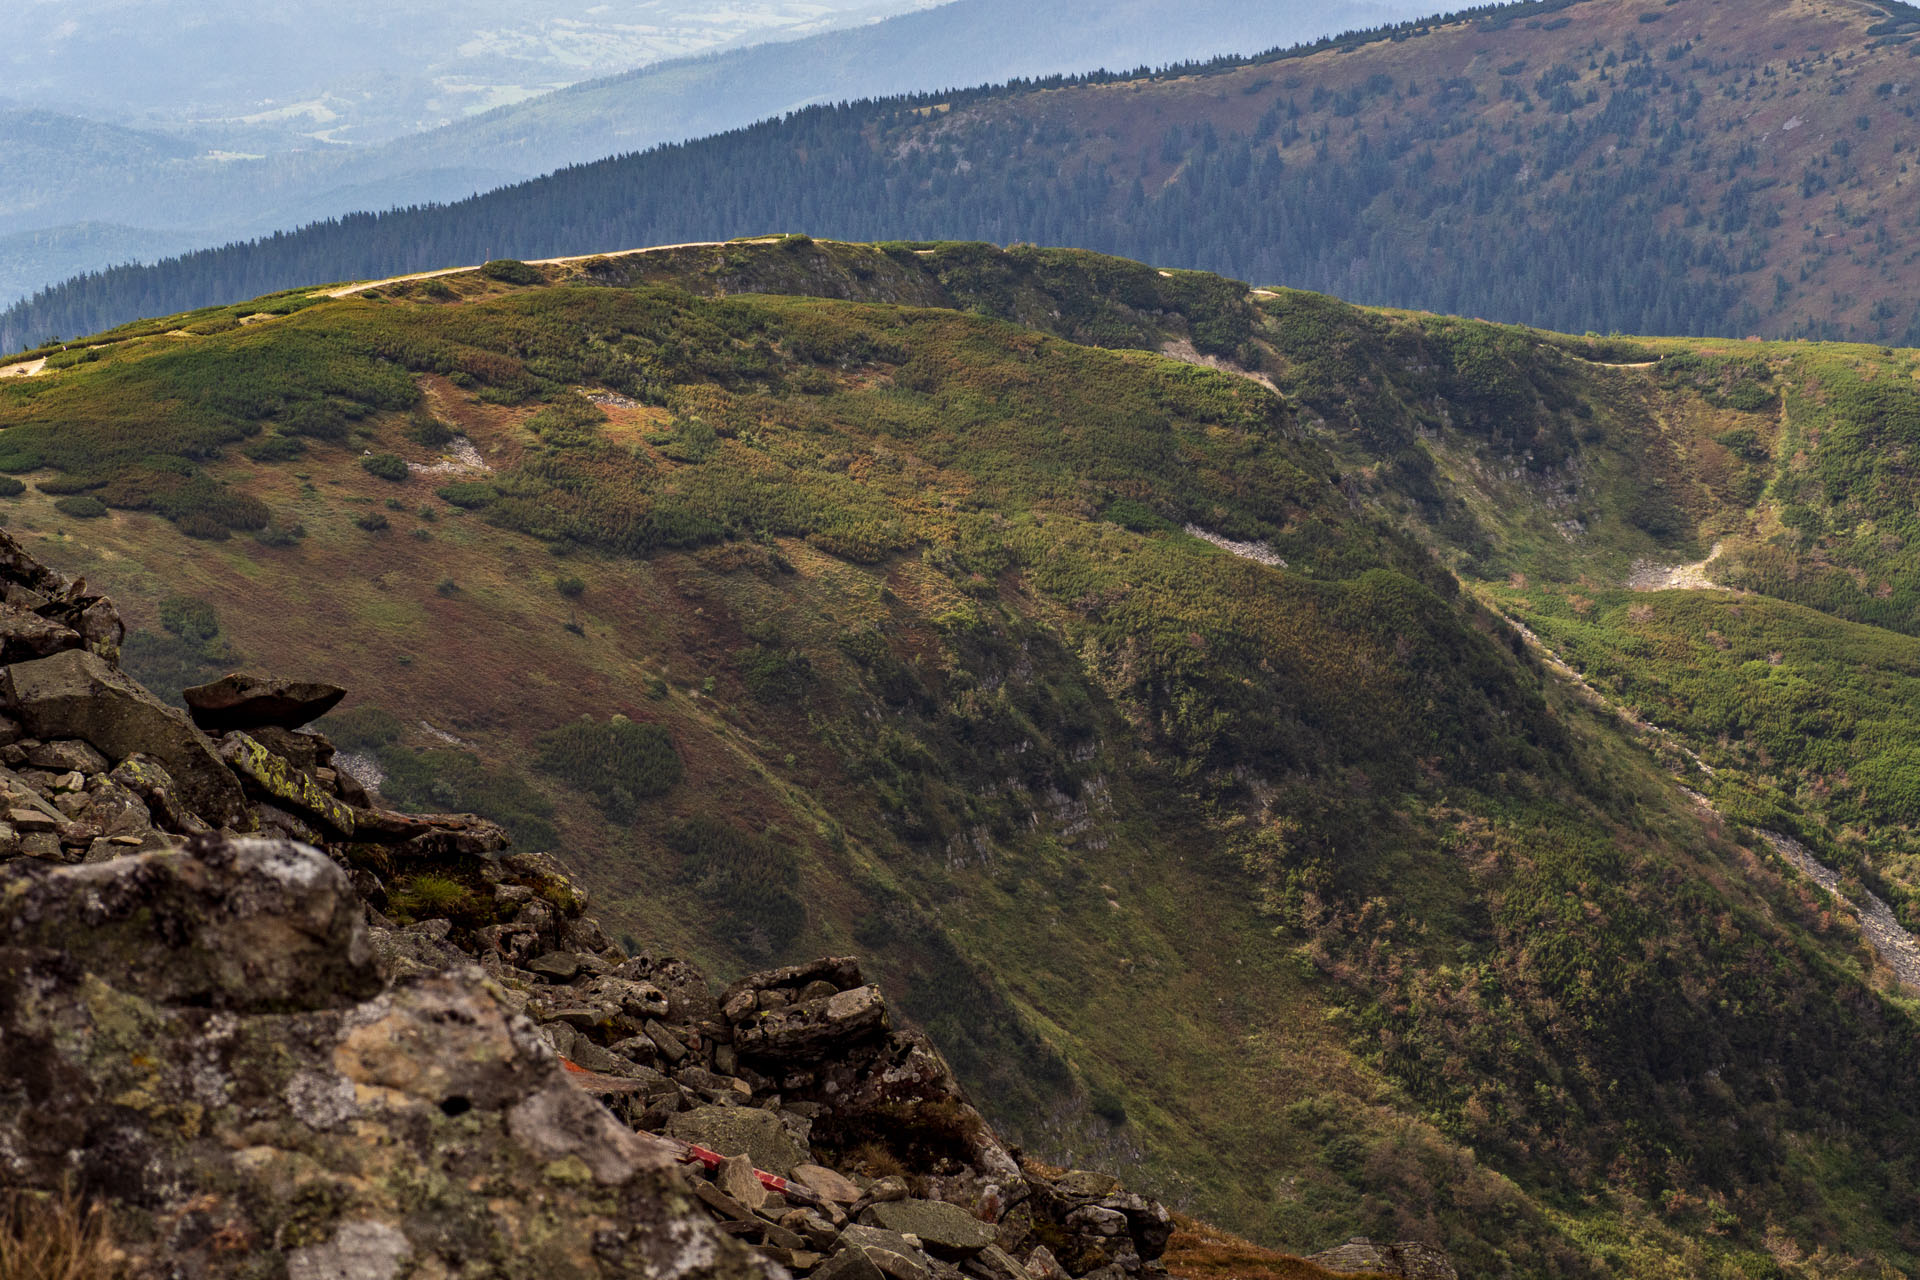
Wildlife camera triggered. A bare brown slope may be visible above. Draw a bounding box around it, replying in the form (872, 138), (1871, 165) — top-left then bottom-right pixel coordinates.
(915, 0), (1914, 337)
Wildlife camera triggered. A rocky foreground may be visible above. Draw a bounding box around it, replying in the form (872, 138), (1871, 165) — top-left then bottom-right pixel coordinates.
(0, 530), (1435, 1280)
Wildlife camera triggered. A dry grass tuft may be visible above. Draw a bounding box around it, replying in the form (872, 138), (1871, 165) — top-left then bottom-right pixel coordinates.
(0, 1184), (124, 1280)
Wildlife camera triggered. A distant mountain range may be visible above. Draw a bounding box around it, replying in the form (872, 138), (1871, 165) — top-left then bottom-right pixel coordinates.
(2, 0), (923, 146)
(13, 0), (1920, 351)
(0, 0), (1422, 307)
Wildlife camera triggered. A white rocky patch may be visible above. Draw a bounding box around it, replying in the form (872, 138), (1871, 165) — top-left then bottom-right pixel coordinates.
(1763, 832), (1920, 993)
(1626, 541), (1724, 591)
(285, 1069), (361, 1131)
(405, 436), (490, 476)
(287, 1221), (411, 1280)
(1184, 524), (1286, 568)
(419, 720), (473, 747)
(586, 390), (641, 409)
(333, 751), (385, 794)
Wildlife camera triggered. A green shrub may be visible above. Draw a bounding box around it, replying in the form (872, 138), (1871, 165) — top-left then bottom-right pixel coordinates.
(97, 466), (270, 534)
(362, 453), (408, 482)
(1089, 1085), (1130, 1126)
(665, 816), (804, 959)
(0, 477), (22, 498)
(159, 595), (219, 644)
(177, 514), (230, 540)
(52, 496), (106, 519)
(651, 418), (717, 463)
(524, 395), (607, 449)
(378, 745), (557, 848)
(34, 474), (104, 496)
(533, 715), (682, 819)
(387, 872), (489, 927)
(354, 512), (390, 532)
(408, 408), (454, 448)
(437, 482), (495, 509)
(1722, 381), (1776, 412)
(480, 259), (543, 286)
(123, 595), (235, 703)
(282, 399), (360, 442)
(244, 433), (307, 462)
(436, 578), (460, 596)
(322, 705), (404, 750)
(1105, 498), (1172, 532)
(254, 522), (306, 547)
(554, 575), (586, 598)
(737, 645), (813, 702)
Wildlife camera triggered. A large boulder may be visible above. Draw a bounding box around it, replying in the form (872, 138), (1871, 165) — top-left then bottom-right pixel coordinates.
(668, 1105), (812, 1176)
(0, 834), (765, 1280)
(6, 647), (249, 828)
(865, 1199), (999, 1254)
(350, 806), (512, 856)
(1026, 1170), (1173, 1273)
(731, 983), (891, 1060)
(183, 672), (347, 731)
(0, 834), (381, 1012)
(0, 600), (83, 663)
(219, 729), (356, 837)
(0, 529), (124, 662)
(1308, 1239), (1458, 1280)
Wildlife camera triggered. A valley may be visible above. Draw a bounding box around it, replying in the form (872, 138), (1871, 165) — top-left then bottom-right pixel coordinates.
(5, 238), (1920, 1275)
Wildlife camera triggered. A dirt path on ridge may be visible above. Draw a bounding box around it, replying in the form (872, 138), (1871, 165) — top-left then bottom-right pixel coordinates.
(321, 238), (777, 298)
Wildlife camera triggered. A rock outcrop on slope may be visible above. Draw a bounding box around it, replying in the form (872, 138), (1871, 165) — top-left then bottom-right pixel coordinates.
(0, 528), (1181, 1280)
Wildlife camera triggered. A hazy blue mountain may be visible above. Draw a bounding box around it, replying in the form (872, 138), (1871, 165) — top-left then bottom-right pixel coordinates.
(0, 0), (1427, 306)
(4, 0), (924, 147)
(0, 223), (207, 311)
(16, 0), (1920, 352)
(352, 0), (1434, 184)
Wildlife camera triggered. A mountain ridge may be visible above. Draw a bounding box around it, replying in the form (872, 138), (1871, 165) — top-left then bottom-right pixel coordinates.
(6, 237), (1920, 1274)
(16, 0), (1920, 348)
(0, 0), (1425, 309)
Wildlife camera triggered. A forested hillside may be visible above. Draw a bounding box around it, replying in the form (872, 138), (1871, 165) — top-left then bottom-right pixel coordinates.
(10, 0), (1920, 352)
(0, 0), (1421, 307)
(6, 238), (1920, 1276)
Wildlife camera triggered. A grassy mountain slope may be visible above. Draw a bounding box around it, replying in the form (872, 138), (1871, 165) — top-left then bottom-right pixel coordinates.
(13, 0), (1920, 350)
(5, 240), (1920, 1276)
(1233, 283), (1920, 927)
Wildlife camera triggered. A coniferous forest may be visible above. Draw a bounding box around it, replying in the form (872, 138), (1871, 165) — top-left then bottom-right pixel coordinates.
(10, 0), (1920, 354)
